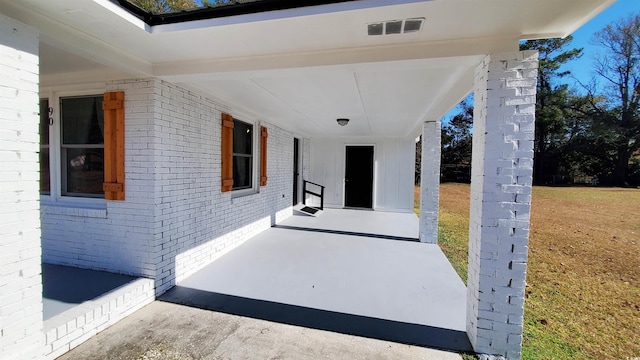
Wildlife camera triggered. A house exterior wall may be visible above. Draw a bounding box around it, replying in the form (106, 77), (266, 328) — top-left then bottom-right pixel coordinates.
(41, 80), (158, 278)
(309, 137), (415, 212)
(467, 51), (538, 359)
(41, 78), (295, 295)
(0, 13), (44, 359)
(155, 79), (295, 293)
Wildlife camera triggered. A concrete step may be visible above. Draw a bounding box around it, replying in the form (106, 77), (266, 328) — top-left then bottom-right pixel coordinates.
(42, 265), (155, 359)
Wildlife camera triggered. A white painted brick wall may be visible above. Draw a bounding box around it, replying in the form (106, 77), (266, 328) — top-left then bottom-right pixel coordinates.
(0, 12), (44, 360)
(41, 79), (158, 278)
(467, 51), (538, 359)
(42, 78), (295, 296)
(43, 277), (154, 359)
(419, 120), (441, 243)
(153, 80), (294, 294)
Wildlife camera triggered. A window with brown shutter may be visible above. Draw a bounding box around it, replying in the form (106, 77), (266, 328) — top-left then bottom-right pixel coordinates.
(221, 113), (234, 192)
(102, 91), (125, 200)
(260, 126), (268, 186)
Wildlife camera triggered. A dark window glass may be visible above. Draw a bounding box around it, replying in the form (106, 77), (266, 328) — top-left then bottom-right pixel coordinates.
(233, 156), (252, 190)
(232, 119), (253, 190)
(39, 99), (50, 195)
(39, 100), (49, 145)
(60, 95), (104, 197)
(61, 96), (104, 145)
(233, 120), (252, 154)
(39, 148), (50, 194)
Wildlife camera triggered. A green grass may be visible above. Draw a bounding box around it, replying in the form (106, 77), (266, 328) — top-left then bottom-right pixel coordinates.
(521, 304), (583, 360)
(416, 184), (640, 360)
(437, 211), (468, 284)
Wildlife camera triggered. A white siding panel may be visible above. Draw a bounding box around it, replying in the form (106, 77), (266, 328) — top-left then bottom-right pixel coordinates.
(309, 137), (414, 212)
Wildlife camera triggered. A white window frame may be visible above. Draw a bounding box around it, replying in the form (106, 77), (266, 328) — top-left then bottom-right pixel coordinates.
(230, 115), (260, 198)
(40, 86), (107, 209)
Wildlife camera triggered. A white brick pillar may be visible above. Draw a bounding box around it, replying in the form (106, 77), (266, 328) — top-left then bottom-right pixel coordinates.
(0, 12), (44, 360)
(419, 120), (441, 243)
(466, 51), (538, 359)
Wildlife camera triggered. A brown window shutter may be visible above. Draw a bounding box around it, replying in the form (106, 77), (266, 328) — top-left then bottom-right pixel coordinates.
(102, 91), (125, 200)
(221, 113), (234, 192)
(260, 126), (268, 186)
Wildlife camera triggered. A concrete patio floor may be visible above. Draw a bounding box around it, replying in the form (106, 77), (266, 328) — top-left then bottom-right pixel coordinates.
(58, 301), (463, 360)
(162, 209), (471, 352)
(57, 209), (471, 358)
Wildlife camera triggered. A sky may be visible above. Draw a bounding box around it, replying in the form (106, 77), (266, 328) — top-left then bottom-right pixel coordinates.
(442, 0), (640, 122)
(563, 0), (640, 88)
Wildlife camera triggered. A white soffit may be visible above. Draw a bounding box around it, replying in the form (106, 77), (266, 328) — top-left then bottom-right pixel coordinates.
(0, 0), (614, 137)
(178, 56), (481, 138)
(0, 0), (614, 67)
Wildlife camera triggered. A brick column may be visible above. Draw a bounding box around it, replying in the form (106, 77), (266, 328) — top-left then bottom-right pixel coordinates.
(0, 13), (44, 360)
(419, 120), (441, 243)
(466, 51), (538, 359)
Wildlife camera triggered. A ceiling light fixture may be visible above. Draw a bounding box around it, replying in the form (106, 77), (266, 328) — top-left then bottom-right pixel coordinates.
(337, 118), (349, 126)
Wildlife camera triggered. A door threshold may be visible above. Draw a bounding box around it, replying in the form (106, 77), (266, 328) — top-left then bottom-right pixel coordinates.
(343, 206), (374, 211)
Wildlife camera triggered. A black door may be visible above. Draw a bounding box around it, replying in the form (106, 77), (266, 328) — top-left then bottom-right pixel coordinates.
(344, 146), (374, 209)
(293, 138), (299, 205)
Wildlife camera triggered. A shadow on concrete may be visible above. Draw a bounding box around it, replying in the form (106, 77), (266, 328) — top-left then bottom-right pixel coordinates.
(42, 263), (136, 320)
(159, 286), (472, 353)
(272, 225), (420, 243)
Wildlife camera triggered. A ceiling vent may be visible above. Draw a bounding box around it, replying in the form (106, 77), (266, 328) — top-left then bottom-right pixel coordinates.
(367, 18), (424, 36)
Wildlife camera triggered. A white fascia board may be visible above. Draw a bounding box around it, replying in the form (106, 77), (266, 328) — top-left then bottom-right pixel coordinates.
(0, 1), (153, 77)
(40, 68), (135, 88)
(558, 0), (616, 38)
(520, 0), (616, 40)
(92, 0), (150, 33)
(154, 35), (518, 78)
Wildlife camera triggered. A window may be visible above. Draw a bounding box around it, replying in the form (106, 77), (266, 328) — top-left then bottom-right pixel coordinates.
(39, 91), (125, 202)
(60, 95), (105, 197)
(221, 113), (265, 193)
(232, 119), (253, 190)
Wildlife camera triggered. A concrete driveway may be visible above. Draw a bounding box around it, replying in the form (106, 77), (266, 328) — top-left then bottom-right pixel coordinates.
(58, 301), (462, 360)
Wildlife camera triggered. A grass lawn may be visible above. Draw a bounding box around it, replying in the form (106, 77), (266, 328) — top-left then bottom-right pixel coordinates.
(416, 183), (640, 359)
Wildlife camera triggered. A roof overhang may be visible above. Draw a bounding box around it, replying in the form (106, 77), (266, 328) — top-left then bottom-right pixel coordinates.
(0, 0), (615, 138)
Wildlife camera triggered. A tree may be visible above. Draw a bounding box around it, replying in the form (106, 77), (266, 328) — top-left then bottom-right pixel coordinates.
(129, 0), (199, 13)
(129, 0), (237, 13)
(585, 13), (640, 186)
(557, 92), (611, 181)
(520, 37), (583, 184)
(440, 97), (473, 182)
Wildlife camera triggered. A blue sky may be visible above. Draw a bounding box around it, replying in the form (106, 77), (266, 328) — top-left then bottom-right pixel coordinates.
(564, 0), (640, 88)
(443, 0), (640, 121)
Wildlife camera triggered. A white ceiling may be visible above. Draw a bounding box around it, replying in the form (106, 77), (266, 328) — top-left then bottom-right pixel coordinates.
(0, 0), (614, 138)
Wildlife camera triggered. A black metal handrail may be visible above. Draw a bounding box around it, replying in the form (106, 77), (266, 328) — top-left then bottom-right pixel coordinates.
(303, 180), (325, 210)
